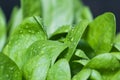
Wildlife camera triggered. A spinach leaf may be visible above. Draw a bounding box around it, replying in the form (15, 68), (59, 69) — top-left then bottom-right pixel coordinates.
(47, 59), (71, 80)
(74, 0), (93, 23)
(64, 20), (89, 61)
(85, 53), (120, 72)
(89, 69), (103, 80)
(41, 0), (73, 37)
(84, 12), (116, 54)
(111, 52), (120, 60)
(24, 40), (67, 66)
(23, 54), (50, 80)
(0, 8), (6, 52)
(8, 8), (23, 37)
(72, 68), (91, 80)
(3, 17), (47, 69)
(0, 53), (22, 80)
(111, 70), (120, 80)
(75, 49), (89, 60)
(50, 25), (71, 40)
(21, 0), (42, 19)
(7, 6), (19, 35)
(114, 33), (120, 51)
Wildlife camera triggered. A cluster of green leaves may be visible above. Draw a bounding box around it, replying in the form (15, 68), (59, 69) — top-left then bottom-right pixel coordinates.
(0, 0), (120, 80)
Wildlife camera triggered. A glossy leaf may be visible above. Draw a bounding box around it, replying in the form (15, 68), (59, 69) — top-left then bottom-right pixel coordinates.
(47, 59), (71, 80)
(89, 69), (103, 80)
(3, 17), (47, 69)
(84, 12), (116, 54)
(8, 8), (23, 37)
(111, 52), (120, 60)
(85, 53), (120, 72)
(111, 70), (120, 80)
(7, 6), (19, 35)
(23, 54), (50, 80)
(75, 49), (89, 59)
(74, 0), (92, 23)
(21, 0), (42, 19)
(64, 20), (89, 61)
(24, 40), (67, 65)
(0, 53), (22, 80)
(41, 0), (73, 37)
(114, 33), (120, 51)
(50, 25), (71, 40)
(72, 68), (91, 80)
(0, 8), (6, 52)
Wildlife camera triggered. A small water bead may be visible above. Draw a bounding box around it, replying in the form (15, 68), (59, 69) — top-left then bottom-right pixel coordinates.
(28, 30), (32, 33)
(19, 30), (23, 33)
(25, 25), (29, 29)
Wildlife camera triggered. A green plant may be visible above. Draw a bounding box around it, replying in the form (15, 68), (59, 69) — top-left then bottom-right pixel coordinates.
(0, 0), (120, 80)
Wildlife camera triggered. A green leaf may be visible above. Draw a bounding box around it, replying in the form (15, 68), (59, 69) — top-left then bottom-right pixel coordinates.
(85, 53), (120, 72)
(41, 0), (73, 37)
(8, 8), (23, 37)
(111, 52), (120, 60)
(77, 40), (95, 59)
(89, 69), (103, 80)
(50, 25), (71, 40)
(0, 8), (6, 52)
(0, 53), (22, 80)
(74, 59), (89, 66)
(75, 49), (89, 59)
(84, 12), (116, 54)
(72, 68), (91, 80)
(64, 20), (89, 61)
(3, 17), (47, 69)
(111, 70), (120, 80)
(114, 33), (120, 51)
(47, 59), (71, 80)
(23, 54), (50, 80)
(25, 40), (67, 65)
(21, 0), (42, 19)
(80, 6), (93, 22)
(7, 6), (19, 34)
(74, 0), (93, 23)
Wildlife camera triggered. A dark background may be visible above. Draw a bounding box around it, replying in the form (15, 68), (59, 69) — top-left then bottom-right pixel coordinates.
(0, 0), (120, 33)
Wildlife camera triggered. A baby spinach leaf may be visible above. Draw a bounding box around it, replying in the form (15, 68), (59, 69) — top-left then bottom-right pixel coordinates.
(23, 54), (50, 80)
(111, 70), (120, 80)
(89, 69), (103, 80)
(84, 12), (116, 54)
(8, 8), (23, 37)
(47, 59), (71, 80)
(75, 49), (89, 59)
(41, 0), (73, 37)
(114, 33), (120, 51)
(0, 8), (6, 52)
(50, 25), (71, 40)
(73, 59), (89, 66)
(3, 17), (47, 69)
(111, 52), (120, 60)
(77, 40), (95, 59)
(0, 53), (22, 80)
(72, 68), (91, 80)
(80, 6), (93, 22)
(7, 6), (19, 35)
(21, 0), (42, 19)
(64, 20), (89, 61)
(85, 53), (120, 72)
(24, 40), (67, 65)
(74, 0), (93, 23)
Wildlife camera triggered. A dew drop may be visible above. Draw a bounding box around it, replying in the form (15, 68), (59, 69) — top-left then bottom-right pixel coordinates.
(19, 30), (23, 33)
(28, 30), (32, 33)
(25, 25), (29, 29)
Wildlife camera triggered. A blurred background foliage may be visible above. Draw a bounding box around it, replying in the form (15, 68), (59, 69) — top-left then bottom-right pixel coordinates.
(0, 0), (120, 32)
